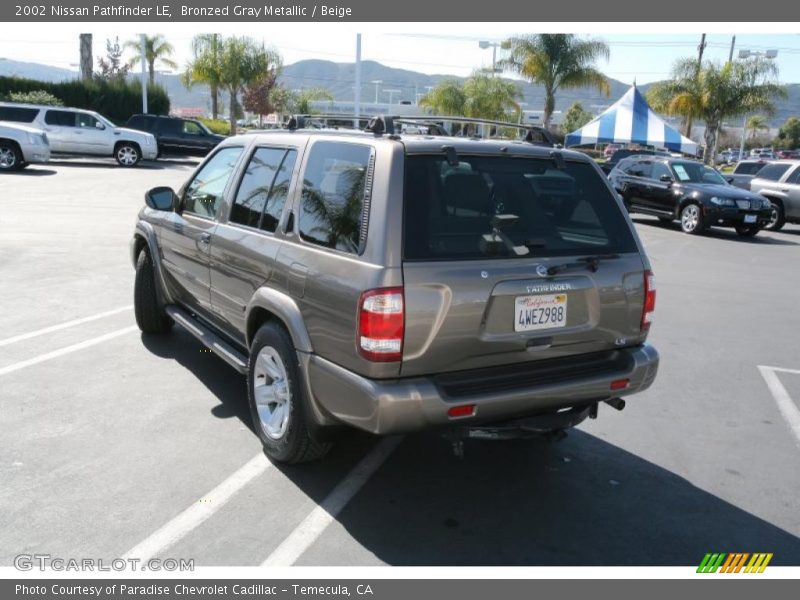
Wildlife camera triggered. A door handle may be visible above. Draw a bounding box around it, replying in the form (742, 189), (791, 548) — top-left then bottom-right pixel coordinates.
(199, 232), (212, 245)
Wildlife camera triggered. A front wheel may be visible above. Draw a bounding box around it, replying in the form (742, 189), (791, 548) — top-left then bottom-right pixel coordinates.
(115, 143), (141, 167)
(247, 322), (331, 464)
(765, 202), (786, 231)
(735, 224), (760, 237)
(680, 203), (705, 235)
(134, 250), (173, 334)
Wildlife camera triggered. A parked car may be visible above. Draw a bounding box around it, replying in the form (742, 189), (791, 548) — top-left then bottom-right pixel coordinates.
(125, 114), (225, 157)
(603, 143), (620, 158)
(749, 160), (800, 231)
(601, 148), (671, 174)
(775, 150), (800, 160)
(131, 117), (659, 463)
(609, 155), (772, 236)
(0, 102), (157, 166)
(0, 120), (50, 172)
(725, 159), (770, 189)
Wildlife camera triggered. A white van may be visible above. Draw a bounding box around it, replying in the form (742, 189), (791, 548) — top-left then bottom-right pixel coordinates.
(0, 103), (157, 167)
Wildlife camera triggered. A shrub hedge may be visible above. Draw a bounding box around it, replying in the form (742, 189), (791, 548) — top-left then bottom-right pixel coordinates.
(0, 76), (170, 123)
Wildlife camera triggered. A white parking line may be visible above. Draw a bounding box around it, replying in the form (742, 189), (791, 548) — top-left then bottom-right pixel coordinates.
(123, 453), (272, 562)
(262, 436), (403, 567)
(0, 326), (138, 377)
(0, 306), (133, 348)
(758, 365), (800, 449)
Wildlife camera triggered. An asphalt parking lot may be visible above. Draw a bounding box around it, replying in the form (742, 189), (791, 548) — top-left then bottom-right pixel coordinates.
(2, 158), (800, 567)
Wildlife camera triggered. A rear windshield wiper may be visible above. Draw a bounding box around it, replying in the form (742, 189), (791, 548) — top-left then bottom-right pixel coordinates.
(547, 253), (620, 276)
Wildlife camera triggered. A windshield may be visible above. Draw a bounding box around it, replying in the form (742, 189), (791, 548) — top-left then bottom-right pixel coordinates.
(91, 112), (115, 128)
(403, 155), (638, 260)
(670, 161), (727, 185)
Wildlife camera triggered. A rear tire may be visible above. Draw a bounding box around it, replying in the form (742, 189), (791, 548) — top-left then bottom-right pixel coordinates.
(134, 250), (173, 334)
(680, 203), (705, 235)
(248, 322), (331, 464)
(765, 201), (786, 231)
(0, 141), (23, 172)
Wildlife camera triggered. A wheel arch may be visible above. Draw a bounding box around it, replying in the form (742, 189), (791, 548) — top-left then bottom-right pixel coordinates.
(245, 288), (313, 354)
(132, 220), (173, 305)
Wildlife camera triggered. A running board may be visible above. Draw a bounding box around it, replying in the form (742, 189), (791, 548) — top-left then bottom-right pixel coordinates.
(165, 306), (249, 374)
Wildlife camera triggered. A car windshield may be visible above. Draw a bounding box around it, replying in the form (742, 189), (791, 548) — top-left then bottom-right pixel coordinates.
(670, 161), (727, 185)
(91, 112), (115, 128)
(403, 154), (638, 260)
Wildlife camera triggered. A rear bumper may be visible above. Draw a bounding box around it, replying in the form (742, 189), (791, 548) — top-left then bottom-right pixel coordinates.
(306, 344), (659, 435)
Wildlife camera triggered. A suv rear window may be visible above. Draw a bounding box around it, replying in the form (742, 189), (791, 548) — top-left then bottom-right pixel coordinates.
(403, 155), (638, 260)
(756, 163), (791, 181)
(0, 106), (39, 123)
(734, 162), (765, 175)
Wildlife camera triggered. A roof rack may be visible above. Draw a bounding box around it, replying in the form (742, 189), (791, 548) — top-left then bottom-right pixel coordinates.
(281, 113), (556, 146)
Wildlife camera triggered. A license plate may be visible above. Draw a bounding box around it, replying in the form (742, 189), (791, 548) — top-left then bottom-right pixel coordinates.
(744, 214), (757, 223)
(514, 293), (568, 332)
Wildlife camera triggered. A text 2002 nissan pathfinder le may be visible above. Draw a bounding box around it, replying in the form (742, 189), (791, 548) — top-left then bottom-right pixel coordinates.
(131, 115), (659, 463)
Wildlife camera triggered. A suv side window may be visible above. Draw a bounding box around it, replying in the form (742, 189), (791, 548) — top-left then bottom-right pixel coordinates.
(651, 162), (672, 181)
(230, 147), (296, 231)
(0, 106), (39, 122)
(785, 166), (800, 185)
(756, 163), (791, 182)
(625, 160), (652, 178)
(161, 119), (182, 135)
(184, 121), (204, 135)
(183, 146), (244, 219)
(44, 110), (76, 127)
(76, 113), (99, 128)
(298, 141), (373, 254)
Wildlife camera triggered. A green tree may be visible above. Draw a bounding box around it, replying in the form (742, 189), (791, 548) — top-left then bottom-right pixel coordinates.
(561, 101), (593, 134)
(8, 90), (63, 106)
(183, 34), (223, 119)
(420, 73), (520, 122)
(125, 34), (178, 86)
(419, 79), (466, 116)
(746, 115), (769, 139)
(777, 116), (800, 149)
(499, 34), (610, 129)
(95, 37), (129, 83)
(647, 58), (785, 164)
(215, 37), (281, 135)
(290, 87), (334, 114)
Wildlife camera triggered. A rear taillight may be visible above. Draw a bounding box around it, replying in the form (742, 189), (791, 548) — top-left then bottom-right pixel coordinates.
(641, 270), (656, 331)
(358, 287), (404, 362)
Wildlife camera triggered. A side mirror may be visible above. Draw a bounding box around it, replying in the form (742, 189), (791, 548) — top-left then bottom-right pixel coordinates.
(145, 186), (176, 211)
(660, 174), (674, 183)
(95, 122), (106, 130)
(725, 176), (735, 184)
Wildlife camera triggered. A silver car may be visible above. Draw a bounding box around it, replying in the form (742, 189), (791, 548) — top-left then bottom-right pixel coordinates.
(749, 160), (800, 230)
(131, 117), (660, 463)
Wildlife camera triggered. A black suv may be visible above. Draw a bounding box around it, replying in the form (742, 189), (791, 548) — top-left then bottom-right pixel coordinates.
(125, 114), (225, 157)
(609, 155), (772, 236)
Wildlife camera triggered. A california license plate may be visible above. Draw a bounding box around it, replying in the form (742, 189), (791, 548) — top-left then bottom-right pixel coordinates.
(514, 293), (568, 332)
(744, 214), (757, 223)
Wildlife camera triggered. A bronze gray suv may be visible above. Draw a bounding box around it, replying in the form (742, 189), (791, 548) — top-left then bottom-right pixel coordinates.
(131, 116), (659, 463)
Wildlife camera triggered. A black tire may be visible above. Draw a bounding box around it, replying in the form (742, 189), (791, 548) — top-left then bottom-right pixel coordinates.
(134, 250), (173, 334)
(0, 141), (23, 172)
(248, 322), (331, 464)
(115, 142), (141, 167)
(765, 201), (786, 231)
(680, 203), (705, 235)
(735, 224), (760, 237)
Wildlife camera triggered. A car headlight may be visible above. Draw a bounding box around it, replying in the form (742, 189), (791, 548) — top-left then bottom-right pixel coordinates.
(709, 196), (735, 207)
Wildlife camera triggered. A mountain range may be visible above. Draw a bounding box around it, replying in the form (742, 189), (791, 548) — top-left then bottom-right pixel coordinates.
(1, 57), (798, 127)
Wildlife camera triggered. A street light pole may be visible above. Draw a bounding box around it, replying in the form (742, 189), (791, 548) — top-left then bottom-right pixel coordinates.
(371, 80), (382, 104)
(139, 33), (148, 114)
(478, 41), (500, 77)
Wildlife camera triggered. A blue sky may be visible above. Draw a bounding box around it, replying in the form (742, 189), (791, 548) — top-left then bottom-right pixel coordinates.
(1, 28), (799, 85)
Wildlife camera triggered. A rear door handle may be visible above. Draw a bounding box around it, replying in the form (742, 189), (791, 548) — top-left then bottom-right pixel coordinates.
(199, 232), (212, 245)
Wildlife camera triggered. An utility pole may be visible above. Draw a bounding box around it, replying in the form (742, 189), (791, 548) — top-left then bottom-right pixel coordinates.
(686, 33), (707, 139)
(354, 33), (361, 127)
(140, 33), (148, 114)
(728, 35), (736, 63)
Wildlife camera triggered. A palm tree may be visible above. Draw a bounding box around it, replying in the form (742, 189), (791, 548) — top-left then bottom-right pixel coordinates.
(79, 34), (92, 81)
(125, 34), (178, 86)
(648, 58), (785, 164)
(499, 34), (610, 129)
(291, 88), (334, 114)
(746, 115), (769, 139)
(419, 79), (466, 116)
(183, 34), (223, 119)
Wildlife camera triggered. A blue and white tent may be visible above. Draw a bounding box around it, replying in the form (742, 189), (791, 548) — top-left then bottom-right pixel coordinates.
(564, 84), (698, 155)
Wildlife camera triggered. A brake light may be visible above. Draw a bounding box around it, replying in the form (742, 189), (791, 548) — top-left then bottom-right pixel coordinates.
(641, 270), (656, 331)
(358, 287), (404, 362)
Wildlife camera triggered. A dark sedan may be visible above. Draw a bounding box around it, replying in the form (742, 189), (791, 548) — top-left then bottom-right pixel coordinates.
(609, 155), (772, 237)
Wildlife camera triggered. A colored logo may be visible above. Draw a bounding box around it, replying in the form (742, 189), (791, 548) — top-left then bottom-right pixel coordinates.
(697, 553), (773, 573)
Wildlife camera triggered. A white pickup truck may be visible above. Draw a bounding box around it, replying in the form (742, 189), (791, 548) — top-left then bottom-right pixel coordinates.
(0, 121), (50, 172)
